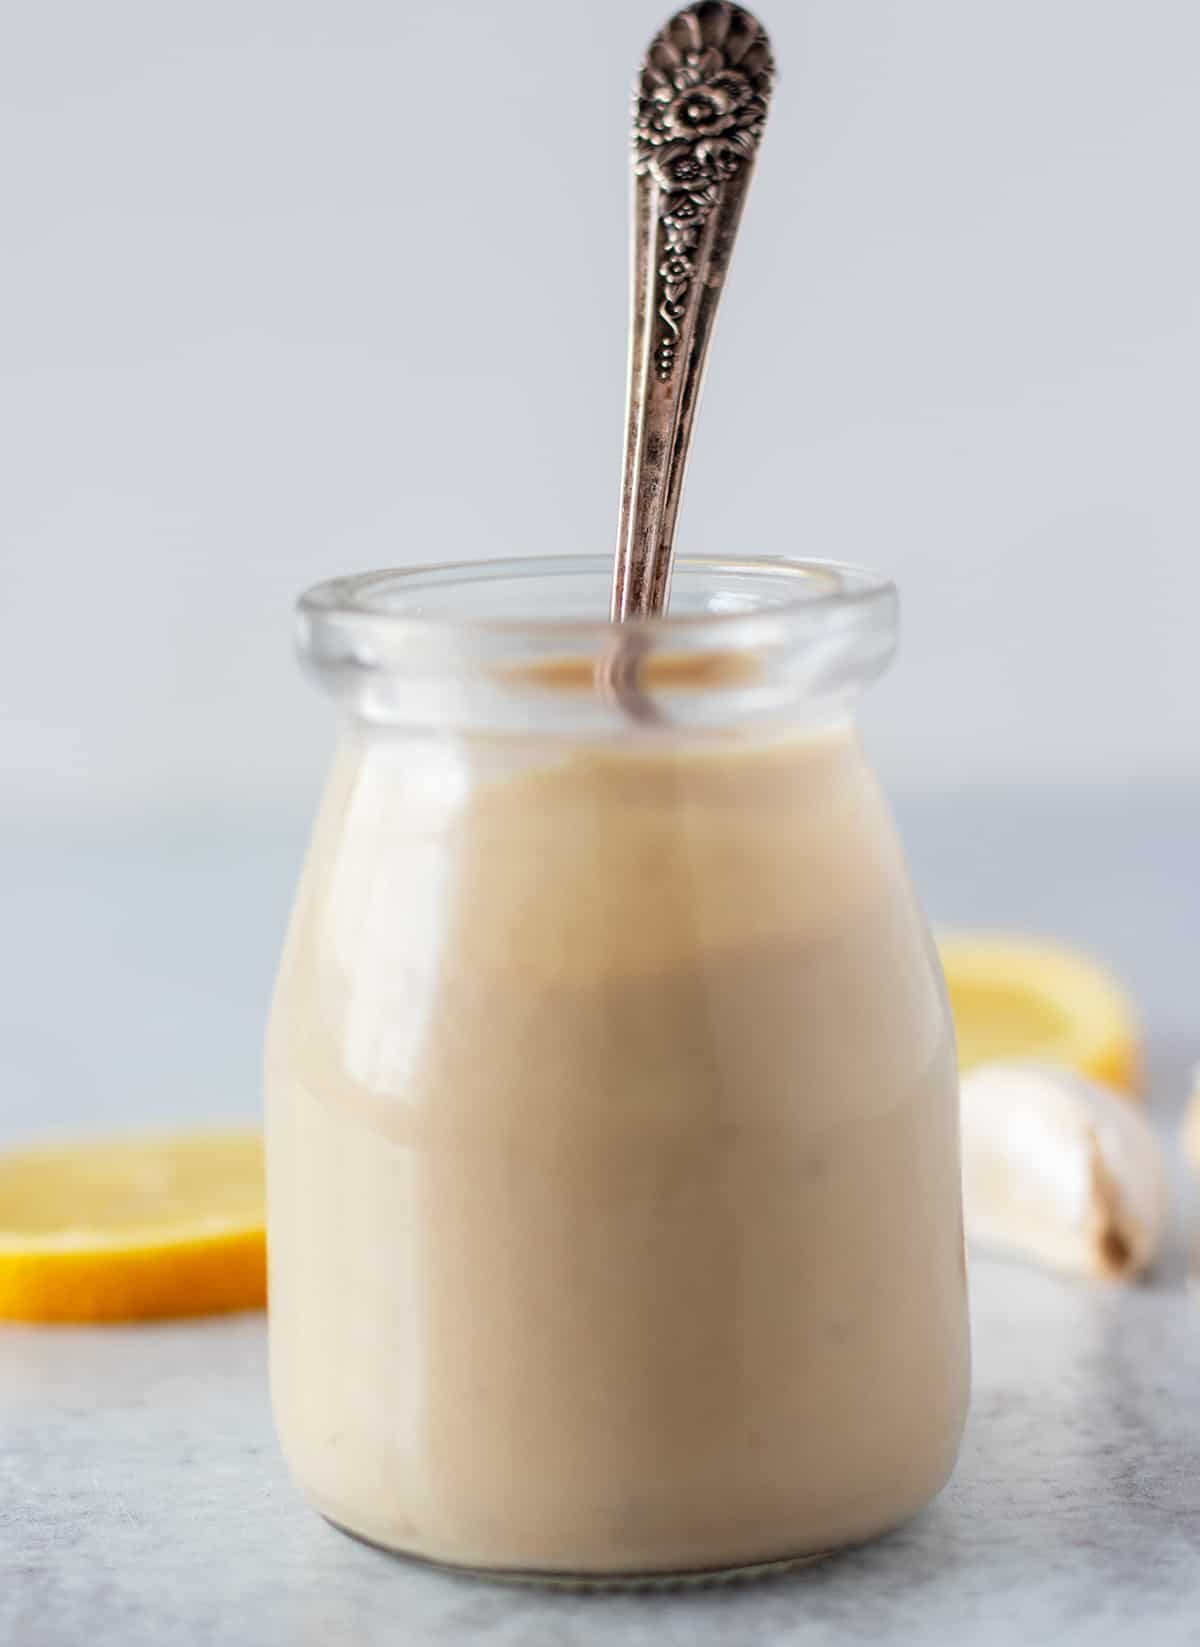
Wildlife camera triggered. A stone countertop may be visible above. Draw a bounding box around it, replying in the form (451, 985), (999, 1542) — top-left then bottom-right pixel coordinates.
(3, 785), (1199, 1644)
(4, 1254), (1200, 1647)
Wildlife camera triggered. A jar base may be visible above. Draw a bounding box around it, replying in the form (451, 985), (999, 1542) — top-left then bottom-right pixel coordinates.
(322, 1514), (839, 1591)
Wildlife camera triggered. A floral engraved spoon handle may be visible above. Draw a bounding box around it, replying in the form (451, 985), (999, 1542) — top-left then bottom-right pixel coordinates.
(611, 3), (774, 621)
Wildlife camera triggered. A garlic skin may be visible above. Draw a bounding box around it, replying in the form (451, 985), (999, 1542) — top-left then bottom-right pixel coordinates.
(1180, 1066), (1200, 1174)
(960, 1062), (1169, 1281)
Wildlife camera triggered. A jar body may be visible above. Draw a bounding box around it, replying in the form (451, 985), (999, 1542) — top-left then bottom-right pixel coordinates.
(266, 711), (969, 1580)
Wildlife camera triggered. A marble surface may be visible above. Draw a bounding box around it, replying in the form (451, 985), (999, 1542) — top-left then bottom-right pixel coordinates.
(2, 786), (1199, 1643)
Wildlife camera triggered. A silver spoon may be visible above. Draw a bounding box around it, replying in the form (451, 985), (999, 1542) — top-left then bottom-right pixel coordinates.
(611, 2), (775, 622)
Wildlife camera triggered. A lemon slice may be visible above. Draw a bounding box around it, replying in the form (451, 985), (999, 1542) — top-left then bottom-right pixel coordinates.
(939, 935), (1141, 1096)
(0, 1128), (266, 1322)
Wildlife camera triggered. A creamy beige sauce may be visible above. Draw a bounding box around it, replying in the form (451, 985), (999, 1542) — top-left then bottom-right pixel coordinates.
(265, 721), (969, 1576)
(500, 646), (764, 693)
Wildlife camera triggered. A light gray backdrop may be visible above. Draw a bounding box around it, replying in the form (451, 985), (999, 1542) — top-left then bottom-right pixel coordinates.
(3, 0), (1198, 823)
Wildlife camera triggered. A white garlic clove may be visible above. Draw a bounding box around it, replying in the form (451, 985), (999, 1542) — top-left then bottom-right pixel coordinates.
(960, 1061), (1169, 1282)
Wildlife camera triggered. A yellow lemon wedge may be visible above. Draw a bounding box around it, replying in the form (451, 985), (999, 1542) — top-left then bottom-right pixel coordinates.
(0, 1128), (266, 1322)
(939, 934), (1141, 1096)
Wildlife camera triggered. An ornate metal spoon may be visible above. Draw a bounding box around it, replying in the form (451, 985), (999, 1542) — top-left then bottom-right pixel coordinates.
(611, 2), (775, 621)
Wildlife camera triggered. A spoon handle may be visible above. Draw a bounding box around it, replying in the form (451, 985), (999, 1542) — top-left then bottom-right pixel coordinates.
(612, 3), (774, 621)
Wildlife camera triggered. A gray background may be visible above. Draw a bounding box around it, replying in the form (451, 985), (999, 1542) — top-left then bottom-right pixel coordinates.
(3, 0), (1199, 829)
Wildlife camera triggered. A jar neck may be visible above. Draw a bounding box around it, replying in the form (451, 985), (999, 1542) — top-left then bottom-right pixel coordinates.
(297, 556), (898, 739)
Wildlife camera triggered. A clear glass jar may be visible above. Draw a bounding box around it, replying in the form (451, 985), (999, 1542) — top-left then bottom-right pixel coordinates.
(265, 555), (969, 1585)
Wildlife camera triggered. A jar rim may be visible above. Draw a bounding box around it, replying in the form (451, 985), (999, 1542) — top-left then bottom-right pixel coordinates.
(296, 555), (899, 734)
(300, 554), (895, 646)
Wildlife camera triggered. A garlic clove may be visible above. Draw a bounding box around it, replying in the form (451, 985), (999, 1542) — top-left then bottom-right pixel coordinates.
(960, 1061), (1169, 1281)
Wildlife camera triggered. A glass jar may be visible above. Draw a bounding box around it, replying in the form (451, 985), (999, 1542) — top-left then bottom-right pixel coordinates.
(265, 555), (970, 1585)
